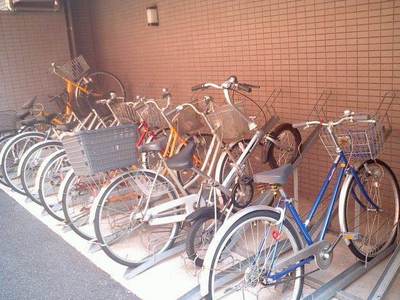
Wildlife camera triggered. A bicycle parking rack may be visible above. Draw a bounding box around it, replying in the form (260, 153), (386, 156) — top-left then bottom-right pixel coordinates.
(368, 241), (400, 300)
(303, 244), (396, 300)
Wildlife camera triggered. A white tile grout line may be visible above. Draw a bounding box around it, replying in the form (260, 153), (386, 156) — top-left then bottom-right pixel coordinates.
(1, 185), (201, 300)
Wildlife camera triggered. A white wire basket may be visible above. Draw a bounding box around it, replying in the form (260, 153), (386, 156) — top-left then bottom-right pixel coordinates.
(137, 102), (168, 129)
(175, 105), (205, 134)
(54, 55), (90, 82)
(109, 101), (141, 124)
(319, 116), (388, 161)
(207, 102), (249, 140)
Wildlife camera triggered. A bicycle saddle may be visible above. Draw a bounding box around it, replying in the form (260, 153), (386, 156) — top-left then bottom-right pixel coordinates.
(253, 164), (293, 185)
(21, 96), (37, 109)
(166, 139), (196, 171)
(20, 116), (45, 127)
(16, 110), (30, 120)
(20, 113), (58, 127)
(56, 120), (78, 132)
(139, 136), (168, 153)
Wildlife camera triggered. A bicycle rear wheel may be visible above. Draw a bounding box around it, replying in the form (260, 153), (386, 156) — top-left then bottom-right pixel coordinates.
(94, 169), (180, 267)
(204, 209), (304, 299)
(339, 159), (400, 261)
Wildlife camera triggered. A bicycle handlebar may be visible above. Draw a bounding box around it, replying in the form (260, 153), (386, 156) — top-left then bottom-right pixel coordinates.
(191, 77), (260, 93)
(191, 76), (259, 131)
(293, 112), (375, 129)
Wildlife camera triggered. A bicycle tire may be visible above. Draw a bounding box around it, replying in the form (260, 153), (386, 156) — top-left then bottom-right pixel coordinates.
(20, 140), (63, 204)
(216, 139), (271, 207)
(62, 169), (125, 241)
(266, 123), (302, 169)
(0, 131), (46, 195)
(37, 150), (70, 221)
(74, 71), (127, 118)
(0, 134), (15, 186)
(205, 209), (304, 300)
(186, 214), (223, 268)
(94, 169), (181, 267)
(339, 159), (400, 261)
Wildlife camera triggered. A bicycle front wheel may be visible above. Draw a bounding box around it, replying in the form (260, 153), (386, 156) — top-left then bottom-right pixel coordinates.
(0, 134), (14, 186)
(37, 150), (71, 221)
(1, 132), (46, 195)
(20, 140), (63, 204)
(186, 214), (224, 268)
(266, 123), (302, 169)
(339, 159), (400, 261)
(205, 209), (304, 300)
(62, 169), (123, 240)
(94, 169), (181, 267)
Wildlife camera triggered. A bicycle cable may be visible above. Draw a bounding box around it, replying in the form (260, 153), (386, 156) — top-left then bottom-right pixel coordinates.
(232, 90), (267, 124)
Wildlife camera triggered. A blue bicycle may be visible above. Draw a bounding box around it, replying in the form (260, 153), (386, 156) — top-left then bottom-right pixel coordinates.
(201, 110), (399, 299)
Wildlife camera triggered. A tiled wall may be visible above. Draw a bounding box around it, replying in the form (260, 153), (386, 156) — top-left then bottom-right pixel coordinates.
(72, 0), (400, 201)
(0, 10), (70, 111)
(74, 1), (400, 207)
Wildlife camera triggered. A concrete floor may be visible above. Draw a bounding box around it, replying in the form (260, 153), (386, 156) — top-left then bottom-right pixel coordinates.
(1, 184), (400, 300)
(0, 189), (136, 300)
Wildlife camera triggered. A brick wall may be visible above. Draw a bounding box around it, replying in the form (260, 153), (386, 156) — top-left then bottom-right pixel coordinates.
(72, 0), (400, 206)
(0, 10), (70, 111)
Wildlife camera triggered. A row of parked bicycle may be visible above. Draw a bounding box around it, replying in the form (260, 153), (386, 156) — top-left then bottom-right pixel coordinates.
(1, 56), (398, 299)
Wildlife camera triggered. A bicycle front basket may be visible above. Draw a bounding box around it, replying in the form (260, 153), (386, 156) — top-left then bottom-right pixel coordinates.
(207, 102), (249, 140)
(320, 117), (385, 161)
(56, 55), (90, 82)
(62, 124), (138, 176)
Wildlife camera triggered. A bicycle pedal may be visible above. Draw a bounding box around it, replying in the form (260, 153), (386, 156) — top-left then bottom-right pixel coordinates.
(342, 232), (361, 241)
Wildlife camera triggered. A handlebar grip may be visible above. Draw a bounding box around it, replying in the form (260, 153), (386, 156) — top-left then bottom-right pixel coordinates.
(237, 83), (252, 93)
(96, 99), (108, 104)
(191, 84), (206, 92)
(292, 122), (308, 128)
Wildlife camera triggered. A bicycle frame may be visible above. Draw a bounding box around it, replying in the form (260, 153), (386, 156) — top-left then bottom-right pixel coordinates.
(269, 150), (381, 281)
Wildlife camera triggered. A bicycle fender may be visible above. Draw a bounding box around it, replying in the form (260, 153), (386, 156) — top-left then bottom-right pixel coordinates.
(185, 207), (221, 223)
(0, 131), (46, 166)
(58, 167), (75, 211)
(199, 205), (283, 297)
(17, 140), (62, 177)
(35, 149), (66, 195)
(338, 171), (355, 246)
